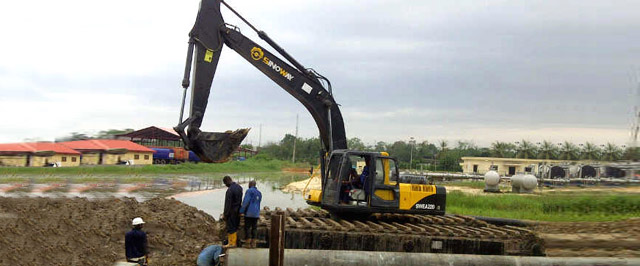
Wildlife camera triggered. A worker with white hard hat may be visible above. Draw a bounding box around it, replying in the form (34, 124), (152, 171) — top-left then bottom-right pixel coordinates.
(125, 217), (149, 265)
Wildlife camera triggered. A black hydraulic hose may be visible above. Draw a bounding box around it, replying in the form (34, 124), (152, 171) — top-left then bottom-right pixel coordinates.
(181, 41), (195, 89)
(179, 41), (195, 124)
(220, 0), (308, 74)
(220, 0), (259, 33)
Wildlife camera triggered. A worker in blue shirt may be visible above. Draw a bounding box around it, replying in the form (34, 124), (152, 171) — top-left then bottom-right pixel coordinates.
(239, 180), (262, 248)
(125, 217), (148, 265)
(196, 244), (225, 266)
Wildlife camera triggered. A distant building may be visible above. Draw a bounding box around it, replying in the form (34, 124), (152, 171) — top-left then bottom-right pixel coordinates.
(116, 126), (182, 147)
(59, 140), (154, 165)
(116, 126), (257, 161)
(0, 142), (81, 167)
(461, 157), (572, 176)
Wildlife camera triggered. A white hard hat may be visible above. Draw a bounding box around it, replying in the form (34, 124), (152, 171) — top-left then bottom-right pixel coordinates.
(132, 217), (145, 226)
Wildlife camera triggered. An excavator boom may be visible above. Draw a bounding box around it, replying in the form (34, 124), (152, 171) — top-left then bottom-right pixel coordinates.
(175, 0), (346, 162)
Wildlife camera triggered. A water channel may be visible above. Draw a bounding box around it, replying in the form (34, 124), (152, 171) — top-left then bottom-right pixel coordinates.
(0, 172), (311, 218)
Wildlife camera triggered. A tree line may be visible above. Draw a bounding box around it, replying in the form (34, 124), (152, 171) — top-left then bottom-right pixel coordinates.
(53, 129), (639, 171)
(250, 136), (639, 172)
(53, 129), (135, 142)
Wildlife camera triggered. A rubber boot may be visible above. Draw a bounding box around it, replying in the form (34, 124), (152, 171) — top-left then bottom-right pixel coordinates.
(223, 232), (237, 248)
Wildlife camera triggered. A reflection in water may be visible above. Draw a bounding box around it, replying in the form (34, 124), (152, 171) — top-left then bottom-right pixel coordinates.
(0, 172), (310, 217)
(173, 173), (309, 218)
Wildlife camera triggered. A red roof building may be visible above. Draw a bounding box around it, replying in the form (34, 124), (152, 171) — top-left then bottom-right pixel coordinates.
(58, 139), (154, 165)
(59, 139), (154, 153)
(0, 142), (81, 167)
(0, 142), (80, 155)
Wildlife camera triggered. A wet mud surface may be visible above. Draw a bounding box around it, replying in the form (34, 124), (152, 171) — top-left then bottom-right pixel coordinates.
(0, 197), (218, 265)
(0, 196), (637, 265)
(533, 218), (640, 257)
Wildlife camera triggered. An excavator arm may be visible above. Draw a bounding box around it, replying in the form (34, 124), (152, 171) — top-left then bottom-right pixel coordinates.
(175, 0), (347, 163)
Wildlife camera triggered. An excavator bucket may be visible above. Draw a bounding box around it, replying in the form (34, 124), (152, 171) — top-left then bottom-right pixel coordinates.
(186, 128), (250, 163)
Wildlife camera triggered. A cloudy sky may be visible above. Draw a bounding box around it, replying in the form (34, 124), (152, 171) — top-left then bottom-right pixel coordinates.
(0, 0), (638, 147)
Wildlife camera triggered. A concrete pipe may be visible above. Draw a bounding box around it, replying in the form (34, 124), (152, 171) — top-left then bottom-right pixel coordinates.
(226, 249), (640, 266)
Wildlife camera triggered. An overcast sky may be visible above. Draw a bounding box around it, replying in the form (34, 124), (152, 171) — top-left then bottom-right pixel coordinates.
(0, 0), (638, 147)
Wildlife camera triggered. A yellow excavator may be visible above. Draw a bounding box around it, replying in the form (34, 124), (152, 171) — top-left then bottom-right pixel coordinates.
(174, 0), (446, 217)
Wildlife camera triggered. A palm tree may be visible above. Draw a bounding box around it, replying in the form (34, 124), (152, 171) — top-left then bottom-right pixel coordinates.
(623, 146), (639, 161)
(601, 143), (622, 161)
(537, 140), (557, 160)
(438, 140), (448, 155)
(558, 141), (580, 160)
(491, 141), (510, 158)
(580, 142), (601, 160)
(515, 140), (537, 159)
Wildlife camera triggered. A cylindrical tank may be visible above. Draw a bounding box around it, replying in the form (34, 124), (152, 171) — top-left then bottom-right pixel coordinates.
(521, 174), (538, 191)
(605, 166), (626, 178)
(580, 165), (597, 178)
(510, 173), (523, 193)
(549, 166), (566, 179)
(151, 148), (174, 163)
(483, 170), (501, 193)
(511, 174), (523, 187)
(188, 151), (201, 162)
(484, 171), (500, 186)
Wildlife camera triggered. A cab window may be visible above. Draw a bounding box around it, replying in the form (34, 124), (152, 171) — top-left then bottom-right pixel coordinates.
(374, 158), (384, 185)
(389, 159), (399, 183)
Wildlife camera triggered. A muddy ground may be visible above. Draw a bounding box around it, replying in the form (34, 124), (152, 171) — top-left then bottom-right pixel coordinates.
(533, 218), (640, 257)
(0, 196), (638, 265)
(0, 197), (218, 266)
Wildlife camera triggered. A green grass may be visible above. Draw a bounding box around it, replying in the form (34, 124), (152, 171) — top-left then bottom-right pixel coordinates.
(0, 158), (309, 176)
(446, 190), (640, 222)
(444, 181), (486, 189)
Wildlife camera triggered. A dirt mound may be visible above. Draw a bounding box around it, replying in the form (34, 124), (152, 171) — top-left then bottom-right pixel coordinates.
(0, 197), (218, 265)
(533, 218), (640, 257)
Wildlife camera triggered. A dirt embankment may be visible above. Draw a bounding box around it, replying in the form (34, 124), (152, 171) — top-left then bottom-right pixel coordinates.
(0, 197), (218, 265)
(533, 218), (640, 257)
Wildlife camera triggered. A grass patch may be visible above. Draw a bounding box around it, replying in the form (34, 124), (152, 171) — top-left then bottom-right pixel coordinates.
(446, 190), (640, 222)
(0, 158), (309, 176)
(444, 181), (486, 189)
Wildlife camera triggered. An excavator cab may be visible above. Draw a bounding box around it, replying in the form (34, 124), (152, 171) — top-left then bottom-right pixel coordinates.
(318, 150), (446, 217)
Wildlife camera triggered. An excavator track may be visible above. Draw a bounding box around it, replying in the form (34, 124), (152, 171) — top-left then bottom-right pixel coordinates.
(231, 207), (545, 256)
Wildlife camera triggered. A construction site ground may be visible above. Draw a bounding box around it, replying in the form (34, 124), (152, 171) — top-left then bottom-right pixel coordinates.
(0, 197), (218, 265)
(0, 183), (638, 264)
(534, 218), (640, 257)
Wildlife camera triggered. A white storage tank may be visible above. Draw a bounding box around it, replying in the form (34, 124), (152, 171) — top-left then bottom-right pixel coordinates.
(483, 170), (500, 192)
(511, 174), (524, 193)
(520, 174), (538, 193)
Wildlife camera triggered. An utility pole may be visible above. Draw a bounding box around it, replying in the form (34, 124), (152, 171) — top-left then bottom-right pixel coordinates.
(258, 124), (262, 150)
(292, 114), (299, 163)
(409, 137), (415, 171)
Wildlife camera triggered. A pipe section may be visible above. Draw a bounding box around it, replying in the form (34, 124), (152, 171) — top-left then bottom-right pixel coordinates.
(226, 249), (639, 266)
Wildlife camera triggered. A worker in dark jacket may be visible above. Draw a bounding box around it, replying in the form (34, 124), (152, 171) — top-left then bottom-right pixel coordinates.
(125, 217), (148, 265)
(239, 180), (262, 248)
(222, 175), (242, 248)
